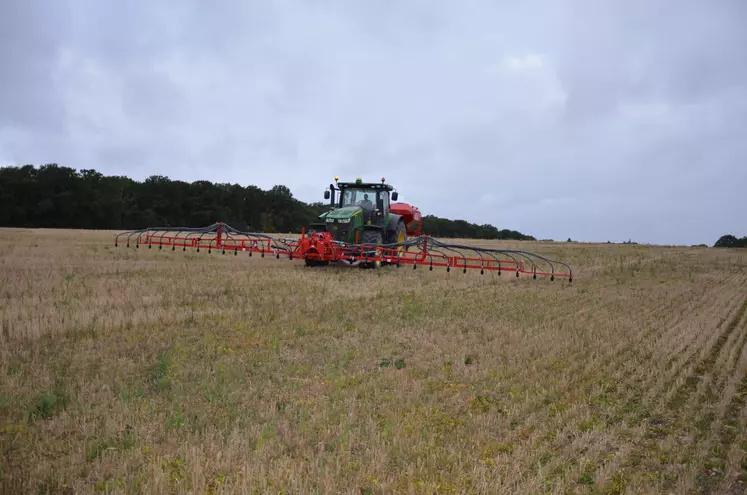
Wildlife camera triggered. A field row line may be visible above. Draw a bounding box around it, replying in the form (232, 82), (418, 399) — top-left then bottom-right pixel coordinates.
(612, 292), (747, 492)
(690, 298), (747, 492)
(505, 268), (747, 491)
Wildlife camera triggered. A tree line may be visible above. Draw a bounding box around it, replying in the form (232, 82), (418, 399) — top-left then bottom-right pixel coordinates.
(714, 235), (747, 248)
(0, 164), (535, 240)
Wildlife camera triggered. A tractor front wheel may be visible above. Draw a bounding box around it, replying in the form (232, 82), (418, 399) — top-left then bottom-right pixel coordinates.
(360, 230), (383, 269)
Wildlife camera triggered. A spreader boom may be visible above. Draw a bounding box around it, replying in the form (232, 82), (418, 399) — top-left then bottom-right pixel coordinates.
(114, 222), (572, 281)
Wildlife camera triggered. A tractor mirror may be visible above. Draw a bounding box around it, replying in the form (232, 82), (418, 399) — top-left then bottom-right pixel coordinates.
(391, 191), (399, 201)
(324, 190), (330, 200)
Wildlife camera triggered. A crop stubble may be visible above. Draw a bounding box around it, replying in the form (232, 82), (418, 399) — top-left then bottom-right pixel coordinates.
(1, 228), (746, 494)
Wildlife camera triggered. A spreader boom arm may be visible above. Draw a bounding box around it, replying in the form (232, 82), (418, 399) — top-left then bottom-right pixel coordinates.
(113, 222), (572, 281)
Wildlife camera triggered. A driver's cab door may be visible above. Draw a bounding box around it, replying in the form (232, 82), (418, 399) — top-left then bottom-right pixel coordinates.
(376, 191), (390, 221)
(354, 189), (376, 225)
(369, 190), (391, 226)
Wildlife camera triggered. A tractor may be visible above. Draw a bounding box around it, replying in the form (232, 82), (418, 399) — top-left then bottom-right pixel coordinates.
(305, 176), (422, 267)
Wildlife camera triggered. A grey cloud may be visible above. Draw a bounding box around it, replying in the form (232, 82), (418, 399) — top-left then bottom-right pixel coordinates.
(0, 2), (71, 130)
(1, 0), (745, 245)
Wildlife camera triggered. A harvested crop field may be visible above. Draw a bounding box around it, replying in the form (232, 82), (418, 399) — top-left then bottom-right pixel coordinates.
(1, 228), (747, 494)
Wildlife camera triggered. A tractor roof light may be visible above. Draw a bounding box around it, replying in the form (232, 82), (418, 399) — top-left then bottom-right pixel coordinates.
(381, 177), (385, 183)
(355, 178), (362, 184)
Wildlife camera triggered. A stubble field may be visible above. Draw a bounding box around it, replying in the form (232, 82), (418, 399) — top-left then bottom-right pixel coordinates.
(1, 228), (747, 494)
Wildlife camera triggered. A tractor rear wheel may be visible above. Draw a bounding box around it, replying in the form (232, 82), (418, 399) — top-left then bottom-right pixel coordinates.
(394, 219), (407, 248)
(384, 220), (408, 265)
(360, 230), (383, 269)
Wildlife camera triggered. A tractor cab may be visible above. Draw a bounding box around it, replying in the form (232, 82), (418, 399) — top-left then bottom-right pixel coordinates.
(313, 177), (402, 246)
(338, 183), (391, 225)
(323, 177), (399, 227)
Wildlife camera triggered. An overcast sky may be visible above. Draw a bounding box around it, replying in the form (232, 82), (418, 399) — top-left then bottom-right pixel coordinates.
(1, 1), (745, 245)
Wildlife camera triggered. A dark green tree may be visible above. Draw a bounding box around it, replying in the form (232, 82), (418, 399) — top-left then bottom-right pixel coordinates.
(714, 235), (747, 248)
(0, 164), (536, 240)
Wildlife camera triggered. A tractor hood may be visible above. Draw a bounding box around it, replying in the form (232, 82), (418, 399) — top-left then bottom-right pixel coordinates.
(321, 206), (361, 220)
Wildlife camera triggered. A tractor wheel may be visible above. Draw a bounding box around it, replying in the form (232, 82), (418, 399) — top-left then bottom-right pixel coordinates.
(383, 220), (408, 265)
(360, 230), (383, 269)
(394, 219), (407, 251)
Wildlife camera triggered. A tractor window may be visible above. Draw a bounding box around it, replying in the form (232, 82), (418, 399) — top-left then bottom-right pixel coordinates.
(341, 188), (378, 210)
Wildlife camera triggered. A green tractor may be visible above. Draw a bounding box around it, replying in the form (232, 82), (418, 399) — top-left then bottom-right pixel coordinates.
(307, 176), (410, 267)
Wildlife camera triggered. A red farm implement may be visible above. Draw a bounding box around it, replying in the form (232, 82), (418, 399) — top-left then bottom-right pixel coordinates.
(113, 177), (572, 282)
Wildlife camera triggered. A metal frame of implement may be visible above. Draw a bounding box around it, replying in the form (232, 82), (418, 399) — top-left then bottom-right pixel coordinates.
(114, 222), (572, 281)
